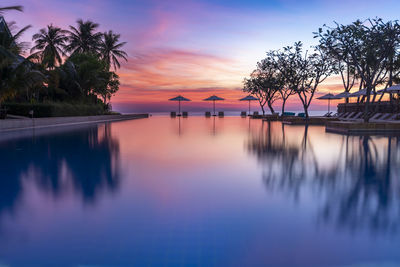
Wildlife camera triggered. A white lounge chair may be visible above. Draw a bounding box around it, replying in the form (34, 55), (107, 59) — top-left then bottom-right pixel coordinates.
(340, 112), (359, 121)
(337, 112), (349, 118)
(385, 113), (400, 122)
(370, 113), (392, 123)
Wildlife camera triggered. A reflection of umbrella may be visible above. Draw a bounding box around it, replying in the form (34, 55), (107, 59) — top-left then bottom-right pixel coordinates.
(169, 95), (191, 115)
(178, 117), (182, 136)
(239, 95), (258, 114)
(203, 95), (224, 116)
(317, 93), (339, 113)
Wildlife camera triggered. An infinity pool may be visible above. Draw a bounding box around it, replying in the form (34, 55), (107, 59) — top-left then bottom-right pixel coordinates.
(0, 117), (399, 266)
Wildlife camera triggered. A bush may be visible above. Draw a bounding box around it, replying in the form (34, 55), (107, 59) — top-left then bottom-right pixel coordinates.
(4, 102), (108, 118)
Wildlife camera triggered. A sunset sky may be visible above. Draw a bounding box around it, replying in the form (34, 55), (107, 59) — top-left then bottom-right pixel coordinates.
(3, 0), (400, 113)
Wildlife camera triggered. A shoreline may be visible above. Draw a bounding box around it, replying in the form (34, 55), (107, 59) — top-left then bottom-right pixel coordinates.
(0, 114), (149, 132)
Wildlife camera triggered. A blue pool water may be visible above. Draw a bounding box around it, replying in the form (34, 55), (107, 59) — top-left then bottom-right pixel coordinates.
(0, 117), (399, 266)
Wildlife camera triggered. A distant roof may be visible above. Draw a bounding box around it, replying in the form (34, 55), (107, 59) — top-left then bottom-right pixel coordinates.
(0, 16), (12, 38)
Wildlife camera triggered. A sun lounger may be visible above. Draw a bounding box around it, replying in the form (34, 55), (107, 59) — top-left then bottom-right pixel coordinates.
(323, 112), (333, 117)
(170, 111), (177, 117)
(182, 111), (188, 117)
(346, 112), (363, 121)
(352, 112), (378, 122)
(253, 111), (259, 116)
(339, 111), (356, 120)
(351, 112), (364, 120)
(337, 112), (349, 118)
(241, 111), (247, 117)
(205, 111), (211, 117)
(385, 113), (400, 121)
(218, 111), (224, 117)
(297, 113), (306, 118)
(369, 113), (383, 120)
(282, 112), (295, 116)
(370, 113), (392, 123)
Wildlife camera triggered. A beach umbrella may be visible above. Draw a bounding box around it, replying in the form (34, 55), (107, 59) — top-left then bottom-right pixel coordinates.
(239, 95), (258, 114)
(377, 84), (400, 94)
(334, 91), (352, 103)
(376, 88), (386, 94)
(169, 95), (191, 115)
(334, 91), (352, 99)
(386, 84), (400, 93)
(348, 89), (368, 97)
(203, 95), (225, 116)
(317, 93), (340, 114)
(347, 88), (381, 97)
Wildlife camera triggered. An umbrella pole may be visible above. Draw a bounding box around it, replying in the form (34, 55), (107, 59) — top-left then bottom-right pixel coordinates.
(248, 100), (250, 114)
(179, 100), (181, 115)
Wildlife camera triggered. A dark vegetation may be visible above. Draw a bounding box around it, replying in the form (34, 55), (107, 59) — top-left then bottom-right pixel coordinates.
(0, 5), (127, 117)
(245, 18), (400, 121)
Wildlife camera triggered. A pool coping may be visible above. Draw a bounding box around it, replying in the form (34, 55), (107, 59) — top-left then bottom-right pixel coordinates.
(0, 114), (149, 132)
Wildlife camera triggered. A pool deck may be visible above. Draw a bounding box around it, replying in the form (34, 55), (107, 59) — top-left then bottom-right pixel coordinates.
(0, 114), (149, 132)
(281, 116), (339, 125)
(326, 121), (400, 134)
(257, 115), (338, 125)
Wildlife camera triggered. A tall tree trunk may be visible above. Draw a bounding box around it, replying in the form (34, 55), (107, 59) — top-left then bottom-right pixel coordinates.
(304, 104), (309, 119)
(281, 99), (286, 116)
(258, 98), (266, 115)
(364, 85), (372, 123)
(267, 101), (275, 114)
(261, 104), (265, 115)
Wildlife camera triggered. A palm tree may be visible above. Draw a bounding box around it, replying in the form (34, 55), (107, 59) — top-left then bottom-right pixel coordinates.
(0, 22), (32, 68)
(0, 5), (23, 14)
(100, 31), (128, 70)
(65, 19), (102, 55)
(31, 25), (68, 69)
(1, 23), (44, 106)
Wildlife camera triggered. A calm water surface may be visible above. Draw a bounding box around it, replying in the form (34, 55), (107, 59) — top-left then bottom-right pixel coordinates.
(0, 117), (400, 266)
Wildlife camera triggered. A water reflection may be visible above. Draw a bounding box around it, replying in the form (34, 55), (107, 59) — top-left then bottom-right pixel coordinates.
(206, 116), (218, 135)
(1, 117), (400, 265)
(247, 121), (400, 234)
(0, 124), (120, 216)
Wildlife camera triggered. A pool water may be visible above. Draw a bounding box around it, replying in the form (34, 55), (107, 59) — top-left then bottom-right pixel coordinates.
(0, 116), (399, 266)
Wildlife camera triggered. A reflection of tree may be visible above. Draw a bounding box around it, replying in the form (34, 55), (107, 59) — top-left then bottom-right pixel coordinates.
(0, 124), (120, 216)
(320, 135), (400, 234)
(247, 122), (319, 201)
(247, 122), (400, 235)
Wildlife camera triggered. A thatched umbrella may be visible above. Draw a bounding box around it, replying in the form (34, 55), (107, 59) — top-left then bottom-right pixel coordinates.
(203, 95), (225, 116)
(169, 95), (191, 115)
(317, 93), (340, 114)
(239, 95), (258, 114)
